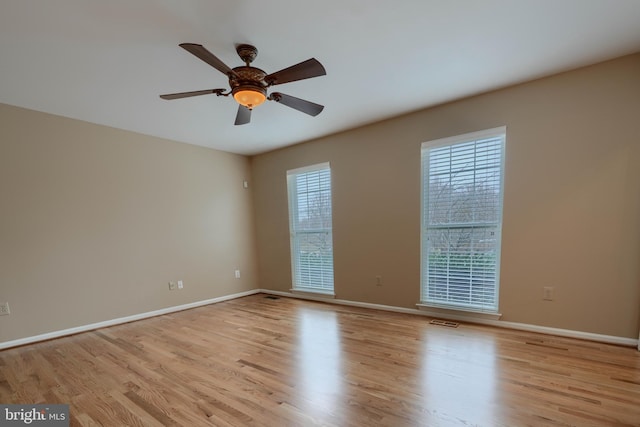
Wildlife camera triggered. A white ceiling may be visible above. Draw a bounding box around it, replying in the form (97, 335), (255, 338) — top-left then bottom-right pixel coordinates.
(1, 1), (640, 155)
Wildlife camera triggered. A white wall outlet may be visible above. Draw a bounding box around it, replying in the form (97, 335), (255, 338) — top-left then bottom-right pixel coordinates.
(0, 302), (10, 315)
(243, 180), (249, 189)
(168, 281), (177, 290)
(235, 269), (241, 279)
(543, 286), (554, 301)
(376, 276), (382, 286)
(177, 280), (184, 289)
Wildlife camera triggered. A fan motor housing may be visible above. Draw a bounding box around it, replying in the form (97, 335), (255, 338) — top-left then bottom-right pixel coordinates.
(230, 66), (267, 88)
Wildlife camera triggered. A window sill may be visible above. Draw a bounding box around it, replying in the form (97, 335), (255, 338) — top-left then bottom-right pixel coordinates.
(416, 303), (502, 321)
(290, 288), (335, 298)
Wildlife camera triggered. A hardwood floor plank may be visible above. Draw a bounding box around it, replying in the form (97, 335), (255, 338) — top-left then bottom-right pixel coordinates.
(1, 294), (640, 426)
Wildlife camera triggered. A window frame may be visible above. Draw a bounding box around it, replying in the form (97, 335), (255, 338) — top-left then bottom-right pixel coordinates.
(420, 127), (506, 313)
(286, 162), (335, 296)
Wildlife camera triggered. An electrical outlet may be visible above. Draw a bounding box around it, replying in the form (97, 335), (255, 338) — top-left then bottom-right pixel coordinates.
(0, 302), (10, 316)
(543, 286), (554, 301)
(177, 280), (184, 289)
(376, 276), (382, 286)
(235, 269), (241, 279)
(168, 281), (177, 290)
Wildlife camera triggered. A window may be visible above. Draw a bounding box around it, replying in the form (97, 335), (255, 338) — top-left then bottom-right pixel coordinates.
(287, 162), (334, 294)
(421, 127), (505, 312)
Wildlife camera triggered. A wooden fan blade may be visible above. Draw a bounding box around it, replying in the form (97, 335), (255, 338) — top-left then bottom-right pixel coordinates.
(269, 92), (324, 116)
(179, 43), (238, 77)
(235, 105), (251, 125)
(265, 58), (326, 86)
(159, 89), (225, 100)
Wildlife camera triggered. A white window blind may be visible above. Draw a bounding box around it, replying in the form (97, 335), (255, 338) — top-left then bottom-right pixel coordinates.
(421, 127), (505, 312)
(287, 163), (334, 293)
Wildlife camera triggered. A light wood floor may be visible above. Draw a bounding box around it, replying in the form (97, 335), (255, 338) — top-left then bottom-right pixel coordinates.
(1, 294), (640, 426)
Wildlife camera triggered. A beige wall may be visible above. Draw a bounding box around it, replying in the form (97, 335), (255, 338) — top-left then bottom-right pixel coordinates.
(0, 104), (257, 343)
(252, 53), (640, 339)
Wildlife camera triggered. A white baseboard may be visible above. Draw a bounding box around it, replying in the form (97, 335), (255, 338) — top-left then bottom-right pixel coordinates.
(2, 288), (637, 350)
(0, 289), (261, 350)
(260, 289), (640, 348)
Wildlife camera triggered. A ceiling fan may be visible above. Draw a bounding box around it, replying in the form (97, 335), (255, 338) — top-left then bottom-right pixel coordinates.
(160, 43), (326, 125)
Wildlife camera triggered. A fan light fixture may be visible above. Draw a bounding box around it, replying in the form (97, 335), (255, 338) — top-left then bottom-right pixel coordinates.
(232, 86), (266, 109)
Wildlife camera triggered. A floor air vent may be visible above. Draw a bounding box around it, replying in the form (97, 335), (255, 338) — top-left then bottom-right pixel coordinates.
(429, 319), (459, 328)
(264, 296), (280, 300)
